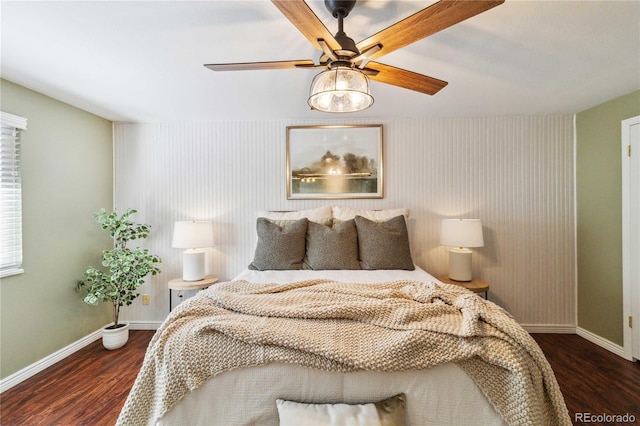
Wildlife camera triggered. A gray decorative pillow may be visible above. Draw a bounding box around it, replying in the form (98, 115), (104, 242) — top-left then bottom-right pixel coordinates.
(277, 393), (406, 426)
(303, 220), (361, 270)
(248, 217), (308, 270)
(354, 215), (415, 270)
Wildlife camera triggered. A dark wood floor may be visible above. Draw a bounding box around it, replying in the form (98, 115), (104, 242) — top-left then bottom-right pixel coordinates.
(531, 334), (640, 425)
(0, 330), (155, 426)
(1, 332), (639, 425)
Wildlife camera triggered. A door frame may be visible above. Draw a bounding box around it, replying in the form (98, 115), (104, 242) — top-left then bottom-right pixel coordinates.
(622, 115), (640, 361)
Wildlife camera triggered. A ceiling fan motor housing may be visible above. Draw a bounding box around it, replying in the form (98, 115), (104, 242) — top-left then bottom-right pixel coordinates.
(334, 33), (359, 57)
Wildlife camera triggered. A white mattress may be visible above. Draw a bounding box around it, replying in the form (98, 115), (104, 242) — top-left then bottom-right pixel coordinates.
(158, 268), (506, 426)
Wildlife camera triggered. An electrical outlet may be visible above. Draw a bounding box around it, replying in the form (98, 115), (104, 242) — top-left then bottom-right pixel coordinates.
(142, 294), (151, 305)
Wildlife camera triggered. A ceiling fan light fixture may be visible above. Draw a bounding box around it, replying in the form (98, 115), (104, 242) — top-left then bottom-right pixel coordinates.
(308, 66), (373, 113)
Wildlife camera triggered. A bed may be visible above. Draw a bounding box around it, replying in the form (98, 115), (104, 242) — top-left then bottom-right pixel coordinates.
(117, 206), (571, 426)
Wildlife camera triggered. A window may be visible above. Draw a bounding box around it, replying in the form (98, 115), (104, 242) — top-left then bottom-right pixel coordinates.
(1, 112), (27, 278)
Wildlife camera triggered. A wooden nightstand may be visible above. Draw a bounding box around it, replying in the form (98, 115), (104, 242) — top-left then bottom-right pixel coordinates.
(168, 275), (218, 311)
(437, 276), (489, 299)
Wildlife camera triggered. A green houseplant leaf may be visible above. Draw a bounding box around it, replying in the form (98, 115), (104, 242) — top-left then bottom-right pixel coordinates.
(77, 208), (162, 328)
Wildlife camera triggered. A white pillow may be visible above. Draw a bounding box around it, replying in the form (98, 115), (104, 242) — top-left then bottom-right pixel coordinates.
(257, 205), (332, 226)
(276, 394), (405, 426)
(332, 206), (409, 223)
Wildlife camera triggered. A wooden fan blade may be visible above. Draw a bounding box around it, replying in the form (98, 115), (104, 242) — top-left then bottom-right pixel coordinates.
(364, 61), (448, 95)
(357, 0), (504, 61)
(205, 60), (316, 71)
(271, 0), (341, 51)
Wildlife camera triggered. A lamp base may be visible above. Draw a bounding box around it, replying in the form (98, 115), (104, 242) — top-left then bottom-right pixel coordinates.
(448, 248), (473, 282)
(182, 249), (205, 281)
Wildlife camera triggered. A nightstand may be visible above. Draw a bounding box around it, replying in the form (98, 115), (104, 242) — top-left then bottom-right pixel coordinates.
(437, 276), (489, 299)
(168, 275), (218, 311)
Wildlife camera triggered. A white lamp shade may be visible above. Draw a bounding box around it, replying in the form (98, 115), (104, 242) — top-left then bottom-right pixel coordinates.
(440, 219), (484, 248)
(172, 221), (214, 249)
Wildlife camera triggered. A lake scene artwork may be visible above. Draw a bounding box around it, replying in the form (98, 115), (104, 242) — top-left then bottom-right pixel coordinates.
(286, 125), (383, 199)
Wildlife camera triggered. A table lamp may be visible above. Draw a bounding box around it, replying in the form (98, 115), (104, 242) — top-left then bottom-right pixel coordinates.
(172, 221), (214, 281)
(440, 218), (484, 282)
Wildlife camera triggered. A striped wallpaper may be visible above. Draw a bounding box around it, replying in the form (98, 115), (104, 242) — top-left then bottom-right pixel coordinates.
(114, 114), (575, 328)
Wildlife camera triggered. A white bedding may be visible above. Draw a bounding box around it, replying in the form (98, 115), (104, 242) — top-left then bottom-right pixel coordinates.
(234, 264), (444, 285)
(158, 267), (507, 426)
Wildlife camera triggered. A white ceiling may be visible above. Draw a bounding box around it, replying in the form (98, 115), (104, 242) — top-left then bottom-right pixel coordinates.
(1, 0), (639, 122)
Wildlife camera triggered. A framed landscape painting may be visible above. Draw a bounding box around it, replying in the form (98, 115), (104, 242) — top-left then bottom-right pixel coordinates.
(286, 124), (383, 199)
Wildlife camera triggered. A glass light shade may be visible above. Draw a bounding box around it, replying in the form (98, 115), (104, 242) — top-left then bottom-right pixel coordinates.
(308, 66), (374, 113)
(172, 221), (214, 248)
(440, 219), (484, 248)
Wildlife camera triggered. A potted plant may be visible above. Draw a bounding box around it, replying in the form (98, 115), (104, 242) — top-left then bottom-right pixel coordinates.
(77, 208), (162, 350)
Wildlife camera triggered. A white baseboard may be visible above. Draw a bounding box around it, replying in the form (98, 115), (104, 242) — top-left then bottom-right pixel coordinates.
(0, 321), (163, 394)
(521, 324), (577, 334)
(576, 326), (630, 360)
(522, 324), (630, 360)
(0, 328), (103, 394)
(128, 321), (162, 330)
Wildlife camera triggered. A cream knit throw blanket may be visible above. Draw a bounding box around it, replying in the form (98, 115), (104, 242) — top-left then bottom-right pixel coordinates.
(117, 279), (570, 426)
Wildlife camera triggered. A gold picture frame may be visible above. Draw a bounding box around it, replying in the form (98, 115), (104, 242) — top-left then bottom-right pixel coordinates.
(286, 125), (383, 199)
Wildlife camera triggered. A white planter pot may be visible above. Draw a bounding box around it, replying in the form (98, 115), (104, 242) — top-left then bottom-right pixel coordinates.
(102, 322), (130, 350)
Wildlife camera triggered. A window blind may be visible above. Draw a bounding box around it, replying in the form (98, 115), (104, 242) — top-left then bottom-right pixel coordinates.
(1, 112), (27, 278)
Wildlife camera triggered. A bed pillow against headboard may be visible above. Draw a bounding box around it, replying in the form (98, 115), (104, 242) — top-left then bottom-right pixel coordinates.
(257, 205), (333, 227)
(332, 206), (410, 224)
(354, 215), (415, 270)
(249, 218), (309, 270)
(303, 220), (361, 270)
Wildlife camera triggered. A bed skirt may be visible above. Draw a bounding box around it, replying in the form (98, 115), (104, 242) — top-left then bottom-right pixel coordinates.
(158, 361), (506, 425)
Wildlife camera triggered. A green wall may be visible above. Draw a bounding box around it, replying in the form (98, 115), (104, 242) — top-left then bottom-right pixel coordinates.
(0, 79), (113, 379)
(576, 90), (640, 345)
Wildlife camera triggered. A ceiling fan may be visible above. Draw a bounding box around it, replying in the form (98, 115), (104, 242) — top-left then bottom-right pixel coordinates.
(205, 0), (504, 113)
